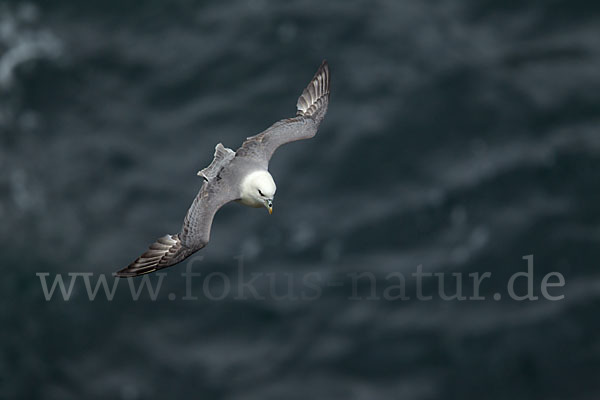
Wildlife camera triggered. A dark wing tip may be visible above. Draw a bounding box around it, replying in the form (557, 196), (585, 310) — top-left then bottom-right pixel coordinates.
(296, 60), (330, 119)
(116, 234), (188, 277)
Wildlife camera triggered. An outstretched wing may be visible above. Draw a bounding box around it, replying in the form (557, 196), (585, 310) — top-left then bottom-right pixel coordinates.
(236, 60), (330, 167)
(116, 176), (237, 277)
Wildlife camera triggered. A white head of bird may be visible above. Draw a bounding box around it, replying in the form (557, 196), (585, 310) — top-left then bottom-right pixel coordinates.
(239, 170), (276, 213)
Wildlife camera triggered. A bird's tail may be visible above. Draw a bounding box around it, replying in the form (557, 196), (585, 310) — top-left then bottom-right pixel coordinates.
(116, 234), (195, 277)
(296, 60), (330, 123)
(197, 143), (235, 181)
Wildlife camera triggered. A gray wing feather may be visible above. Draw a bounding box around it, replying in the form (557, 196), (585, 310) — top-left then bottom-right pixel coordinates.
(180, 177), (235, 248)
(117, 169), (237, 277)
(236, 60), (330, 166)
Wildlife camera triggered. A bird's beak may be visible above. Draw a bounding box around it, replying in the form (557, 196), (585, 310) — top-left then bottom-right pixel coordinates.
(266, 200), (273, 215)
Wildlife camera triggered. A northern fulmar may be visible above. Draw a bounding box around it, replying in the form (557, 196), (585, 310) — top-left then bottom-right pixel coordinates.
(117, 61), (330, 277)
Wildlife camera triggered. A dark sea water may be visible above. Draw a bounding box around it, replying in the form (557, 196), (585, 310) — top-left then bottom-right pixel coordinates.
(1, 1), (600, 399)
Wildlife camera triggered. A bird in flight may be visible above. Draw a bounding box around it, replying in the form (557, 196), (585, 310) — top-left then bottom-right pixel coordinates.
(117, 61), (330, 277)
